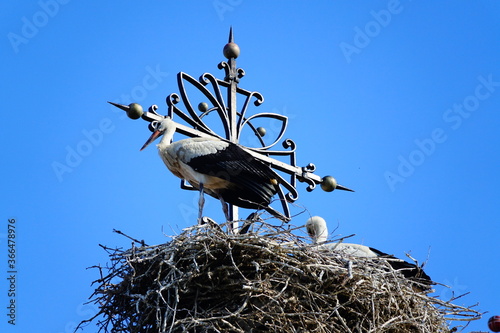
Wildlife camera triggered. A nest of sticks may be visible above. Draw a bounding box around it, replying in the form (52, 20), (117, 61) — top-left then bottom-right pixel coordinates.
(78, 220), (481, 332)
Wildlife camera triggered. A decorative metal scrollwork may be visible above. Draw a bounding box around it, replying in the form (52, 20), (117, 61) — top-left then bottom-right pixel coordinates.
(109, 28), (352, 222)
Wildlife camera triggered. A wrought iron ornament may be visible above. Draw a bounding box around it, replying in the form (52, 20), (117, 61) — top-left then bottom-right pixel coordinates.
(109, 28), (353, 223)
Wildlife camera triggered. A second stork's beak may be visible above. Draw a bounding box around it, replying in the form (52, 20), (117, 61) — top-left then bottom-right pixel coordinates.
(140, 130), (162, 151)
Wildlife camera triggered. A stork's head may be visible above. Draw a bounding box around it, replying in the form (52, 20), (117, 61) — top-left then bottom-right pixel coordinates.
(140, 117), (174, 151)
(305, 216), (328, 244)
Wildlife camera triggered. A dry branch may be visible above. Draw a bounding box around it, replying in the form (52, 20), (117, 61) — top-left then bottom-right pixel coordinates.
(77, 221), (481, 332)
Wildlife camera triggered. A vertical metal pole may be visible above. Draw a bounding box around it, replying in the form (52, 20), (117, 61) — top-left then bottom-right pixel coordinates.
(226, 29), (239, 231)
(228, 62), (239, 228)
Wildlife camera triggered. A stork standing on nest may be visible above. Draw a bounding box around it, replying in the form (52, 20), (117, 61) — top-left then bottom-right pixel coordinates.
(305, 216), (432, 288)
(141, 117), (289, 227)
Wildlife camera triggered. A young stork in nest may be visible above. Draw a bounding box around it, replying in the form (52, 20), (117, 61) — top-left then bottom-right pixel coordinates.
(141, 117), (288, 225)
(306, 216), (432, 289)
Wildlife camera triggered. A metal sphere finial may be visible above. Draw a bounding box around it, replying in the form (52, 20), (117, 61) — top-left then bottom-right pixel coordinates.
(127, 103), (144, 119)
(256, 127), (266, 137)
(223, 43), (240, 59)
(198, 102), (209, 112)
(321, 176), (338, 192)
(108, 101), (144, 120)
(223, 27), (240, 59)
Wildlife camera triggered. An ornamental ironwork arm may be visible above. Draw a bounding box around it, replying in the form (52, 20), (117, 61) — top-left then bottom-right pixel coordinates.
(108, 28), (353, 224)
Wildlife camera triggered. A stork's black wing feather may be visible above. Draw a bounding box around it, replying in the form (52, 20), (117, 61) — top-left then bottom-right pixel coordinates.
(186, 143), (279, 208)
(369, 247), (432, 285)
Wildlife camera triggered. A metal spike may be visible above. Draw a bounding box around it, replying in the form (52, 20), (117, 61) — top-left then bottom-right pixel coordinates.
(108, 101), (130, 112)
(336, 184), (355, 192)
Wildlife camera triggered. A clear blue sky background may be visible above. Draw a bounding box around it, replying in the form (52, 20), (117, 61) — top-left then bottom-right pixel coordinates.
(2, 1), (499, 332)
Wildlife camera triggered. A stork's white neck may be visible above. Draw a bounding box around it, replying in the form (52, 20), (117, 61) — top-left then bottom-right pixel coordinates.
(157, 118), (176, 150)
(315, 226), (328, 244)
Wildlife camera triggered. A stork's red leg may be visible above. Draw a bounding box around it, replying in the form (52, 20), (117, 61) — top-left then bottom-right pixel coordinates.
(198, 183), (205, 224)
(217, 194), (233, 233)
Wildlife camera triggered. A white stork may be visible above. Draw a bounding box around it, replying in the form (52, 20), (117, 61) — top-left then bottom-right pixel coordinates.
(141, 117), (289, 226)
(305, 216), (432, 288)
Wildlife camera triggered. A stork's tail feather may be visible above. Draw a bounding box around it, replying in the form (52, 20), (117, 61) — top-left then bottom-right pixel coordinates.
(262, 177), (290, 222)
(385, 258), (433, 290)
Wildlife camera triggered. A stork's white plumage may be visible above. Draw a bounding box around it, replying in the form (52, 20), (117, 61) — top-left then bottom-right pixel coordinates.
(141, 117), (288, 224)
(305, 216), (432, 288)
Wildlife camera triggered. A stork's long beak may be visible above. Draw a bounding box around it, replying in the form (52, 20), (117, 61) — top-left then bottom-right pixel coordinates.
(140, 130), (162, 151)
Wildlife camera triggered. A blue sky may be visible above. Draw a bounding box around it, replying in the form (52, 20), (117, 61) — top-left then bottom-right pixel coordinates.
(2, 1), (499, 332)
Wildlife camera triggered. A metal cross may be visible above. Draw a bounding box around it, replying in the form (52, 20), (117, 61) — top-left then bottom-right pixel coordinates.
(109, 28), (353, 226)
